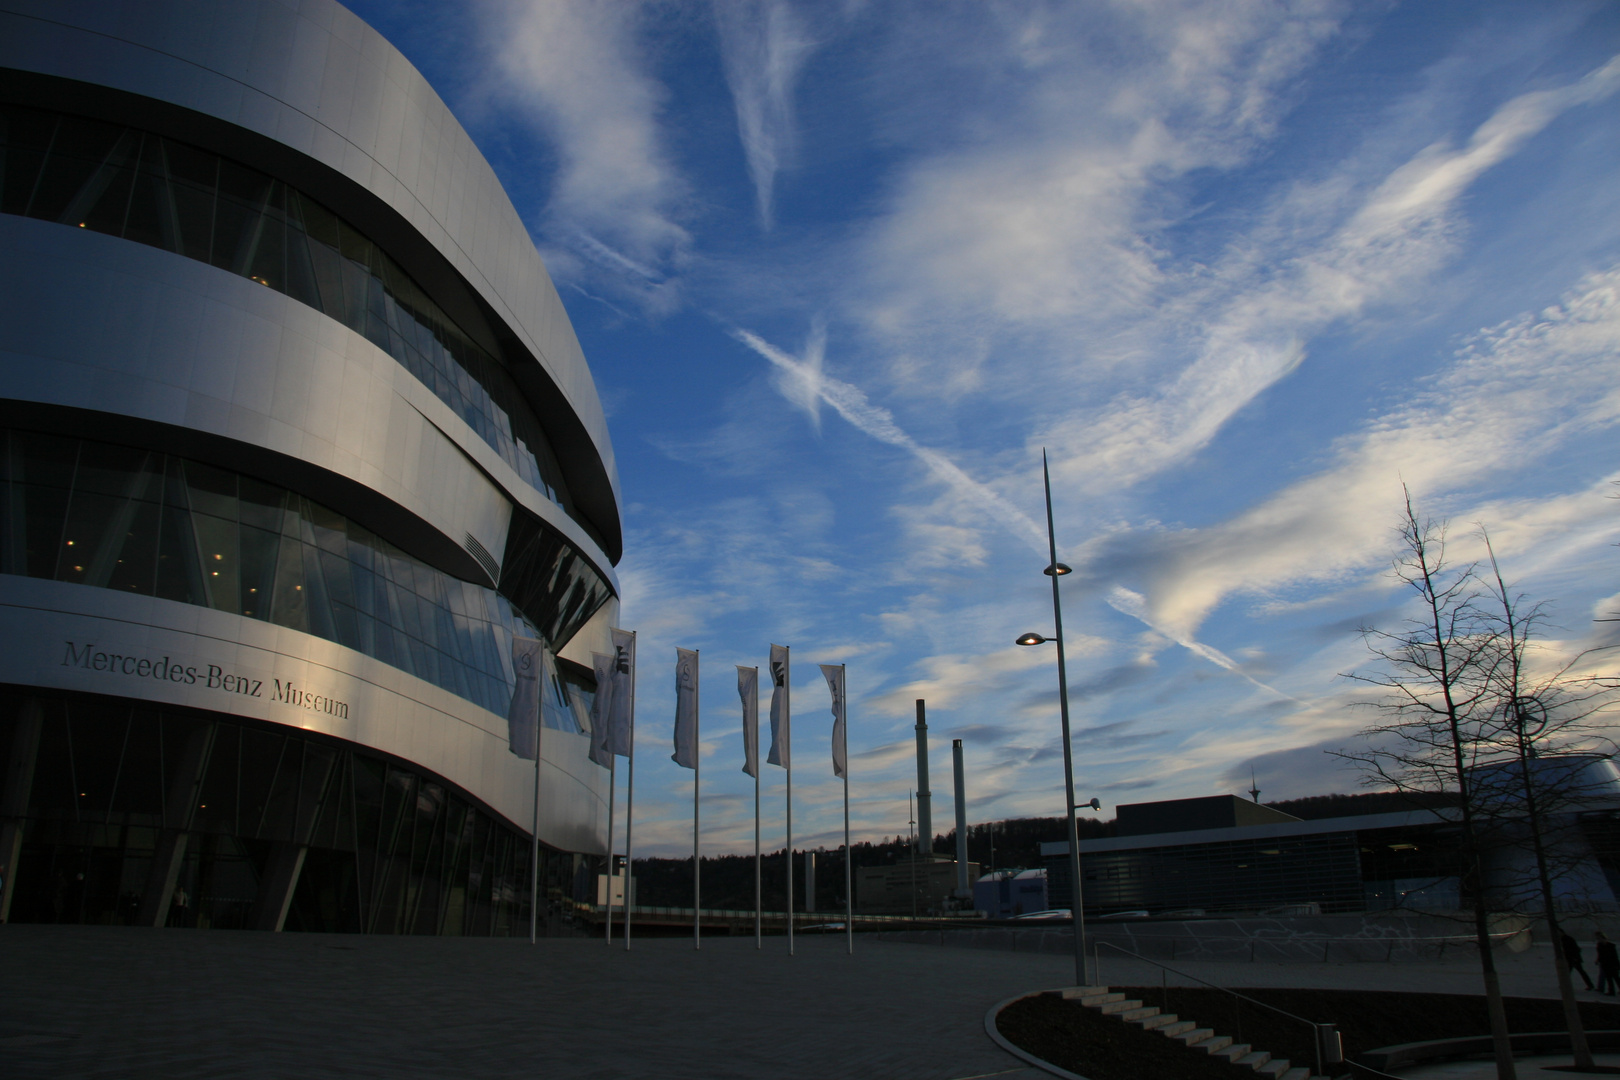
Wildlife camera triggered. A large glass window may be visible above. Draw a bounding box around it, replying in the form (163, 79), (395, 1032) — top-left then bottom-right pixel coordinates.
(0, 104), (577, 519)
(0, 428), (610, 721)
(0, 691), (596, 934)
(1057, 831), (1370, 915)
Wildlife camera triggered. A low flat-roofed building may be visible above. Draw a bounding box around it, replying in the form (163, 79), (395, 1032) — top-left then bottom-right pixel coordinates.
(974, 868), (1047, 919)
(1046, 774), (1620, 918)
(857, 856), (979, 915)
(1115, 794), (1302, 836)
(1048, 808), (1459, 917)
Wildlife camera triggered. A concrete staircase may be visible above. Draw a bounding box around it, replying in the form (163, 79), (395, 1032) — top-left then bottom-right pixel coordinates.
(1059, 986), (1330, 1080)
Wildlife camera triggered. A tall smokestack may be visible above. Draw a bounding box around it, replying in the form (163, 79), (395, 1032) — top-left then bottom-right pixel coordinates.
(953, 739), (969, 898)
(914, 700), (933, 855)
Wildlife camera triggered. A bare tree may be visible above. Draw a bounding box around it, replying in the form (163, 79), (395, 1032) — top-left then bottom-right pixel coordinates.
(1338, 493), (1517, 1080)
(1474, 533), (1619, 1070)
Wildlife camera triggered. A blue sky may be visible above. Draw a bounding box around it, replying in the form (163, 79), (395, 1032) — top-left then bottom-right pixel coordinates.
(348, 0), (1620, 857)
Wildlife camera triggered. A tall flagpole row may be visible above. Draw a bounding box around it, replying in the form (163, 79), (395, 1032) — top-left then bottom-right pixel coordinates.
(694, 650), (701, 950)
(624, 631), (637, 951)
(624, 746), (634, 949)
(737, 664), (762, 950)
(604, 759), (615, 944)
(530, 688), (541, 945)
(601, 645), (859, 959)
(754, 763), (761, 948)
(843, 664), (853, 956)
(785, 646), (793, 957)
(786, 759), (793, 953)
(505, 637), (545, 948)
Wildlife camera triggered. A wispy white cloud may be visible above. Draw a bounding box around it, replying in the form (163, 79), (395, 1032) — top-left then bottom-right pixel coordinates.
(1102, 264), (1620, 645)
(1105, 585), (1304, 703)
(1055, 53), (1620, 497)
(479, 0), (689, 308)
(438, 1), (1620, 850)
(714, 0), (816, 230)
(853, 1), (1350, 395)
(865, 645), (1054, 719)
(731, 325), (1048, 550)
(837, 263), (1620, 835)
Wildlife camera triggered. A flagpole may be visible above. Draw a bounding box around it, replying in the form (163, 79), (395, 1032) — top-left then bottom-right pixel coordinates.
(754, 754), (761, 949)
(624, 630), (637, 951)
(530, 695), (541, 945)
(694, 650), (701, 951)
(605, 757), (615, 944)
(843, 663), (853, 956)
(785, 646), (793, 957)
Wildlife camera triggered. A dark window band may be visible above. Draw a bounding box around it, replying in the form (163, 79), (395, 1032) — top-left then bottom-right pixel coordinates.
(0, 103), (575, 517)
(1, 690), (591, 934)
(0, 427), (609, 722)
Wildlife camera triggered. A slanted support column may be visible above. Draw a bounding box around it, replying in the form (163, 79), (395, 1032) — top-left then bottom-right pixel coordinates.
(251, 843), (309, 932)
(137, 721), (216, 928)
(248, 749), (336, 932)
(0, 700), (45, 923)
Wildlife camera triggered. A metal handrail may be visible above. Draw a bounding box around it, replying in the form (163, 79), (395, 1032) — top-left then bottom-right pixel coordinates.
(1093, 940), (1339, 1076)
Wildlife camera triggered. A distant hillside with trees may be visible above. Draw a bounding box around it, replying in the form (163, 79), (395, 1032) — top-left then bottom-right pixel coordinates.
(1264, 790), (1459, 819)
(629, 815), (1103, 910)
(628, 791), (1451, 908)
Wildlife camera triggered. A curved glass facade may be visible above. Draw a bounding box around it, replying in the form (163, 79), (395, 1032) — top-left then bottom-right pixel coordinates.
(0, 427), (609, 721)
(0, 689), (596, 934)
(0, 104), (574, 515)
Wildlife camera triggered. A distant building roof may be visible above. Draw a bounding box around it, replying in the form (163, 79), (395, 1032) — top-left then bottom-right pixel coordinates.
(1114, 794), (1301, 837)
(1040, 807), (1455, 858)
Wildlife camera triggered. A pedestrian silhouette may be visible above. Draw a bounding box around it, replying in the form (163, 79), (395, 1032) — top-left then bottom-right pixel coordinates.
(1596, 932), (1619, 996)
(1564, 931), (1595, 991)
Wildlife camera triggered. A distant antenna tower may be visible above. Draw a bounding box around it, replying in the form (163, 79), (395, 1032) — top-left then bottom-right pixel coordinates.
(1249, 767), (1262, 804)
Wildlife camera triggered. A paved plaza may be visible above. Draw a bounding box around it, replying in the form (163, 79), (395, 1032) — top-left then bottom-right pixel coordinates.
(1086, 939), (1576, 999)
(1, 926), (1065, 1080)
(0, 925), (1598, 1079)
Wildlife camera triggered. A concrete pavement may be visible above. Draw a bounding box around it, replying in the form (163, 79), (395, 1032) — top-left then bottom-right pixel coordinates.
(0, 926), (1060, 1080)
(0, 925), (1596, 1079)
(1086, 940), (1577, 999)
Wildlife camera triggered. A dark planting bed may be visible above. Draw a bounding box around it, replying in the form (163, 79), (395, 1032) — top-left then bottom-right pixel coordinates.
(996, 987), (1620, 1080)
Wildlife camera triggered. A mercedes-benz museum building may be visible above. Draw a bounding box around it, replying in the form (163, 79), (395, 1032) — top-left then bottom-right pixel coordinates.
(0, 0), (620, 934)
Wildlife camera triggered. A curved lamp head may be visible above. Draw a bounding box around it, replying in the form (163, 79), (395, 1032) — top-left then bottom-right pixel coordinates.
(1015, 633), (1049, 647)
(1044, 563), (1073, 577)
(1513, 695), (1549, 738)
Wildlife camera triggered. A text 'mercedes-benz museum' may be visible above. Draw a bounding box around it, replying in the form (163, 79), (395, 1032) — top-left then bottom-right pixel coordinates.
(0, 0), (622, 934)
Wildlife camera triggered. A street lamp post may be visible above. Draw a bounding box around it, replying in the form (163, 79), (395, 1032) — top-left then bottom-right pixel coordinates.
(1017, 449), (1090, 988)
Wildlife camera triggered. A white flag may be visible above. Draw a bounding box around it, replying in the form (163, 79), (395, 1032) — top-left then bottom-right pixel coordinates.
(588, 652), (616, 768)
(766, 643), (790, 769)
(605, 628), (636, 758)
(507, 635), (542, 760)
(673, 648), (699, 769)
(738, 666), (759, 779)
(820, 664), (846, 779)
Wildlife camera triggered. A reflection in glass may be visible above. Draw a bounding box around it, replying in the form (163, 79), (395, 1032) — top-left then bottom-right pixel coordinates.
(0, 428), (611, 717)
(0, 103), (581, 526)
(0, 691), (589, 935)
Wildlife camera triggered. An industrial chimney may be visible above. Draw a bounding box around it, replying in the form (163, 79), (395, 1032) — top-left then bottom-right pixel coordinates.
(953, 739), (970, 899)
(914, 700), (933, 855)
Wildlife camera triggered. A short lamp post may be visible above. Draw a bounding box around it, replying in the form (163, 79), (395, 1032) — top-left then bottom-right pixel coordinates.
(1017, 449), (1091, 988)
